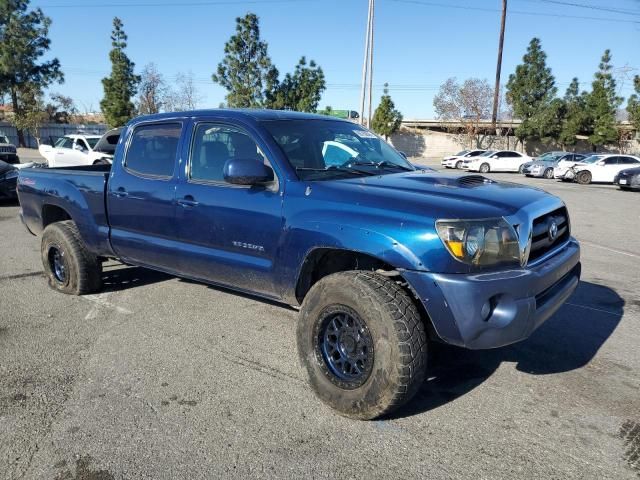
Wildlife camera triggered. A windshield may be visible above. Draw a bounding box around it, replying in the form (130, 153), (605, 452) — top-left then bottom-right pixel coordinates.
(582, 155), (604, 164)
(262, 119), (414, 180)
(479, 150), (496, 157)
(455, 150), (468, 156)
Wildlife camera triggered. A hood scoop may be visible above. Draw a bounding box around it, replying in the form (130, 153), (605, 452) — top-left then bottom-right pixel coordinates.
(456, 175), (495, 187)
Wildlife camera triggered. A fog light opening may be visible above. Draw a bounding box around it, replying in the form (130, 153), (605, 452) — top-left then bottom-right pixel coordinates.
(481, 295), (500, 322)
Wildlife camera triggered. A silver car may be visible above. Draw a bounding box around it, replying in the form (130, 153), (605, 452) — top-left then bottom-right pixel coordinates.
(524, 153), (587, 178)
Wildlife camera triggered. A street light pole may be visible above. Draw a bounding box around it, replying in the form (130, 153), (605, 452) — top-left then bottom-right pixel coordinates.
(367, 0), (375, 128)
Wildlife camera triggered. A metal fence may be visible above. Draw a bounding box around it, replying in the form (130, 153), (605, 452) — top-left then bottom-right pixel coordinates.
(0, 122), (108, 148)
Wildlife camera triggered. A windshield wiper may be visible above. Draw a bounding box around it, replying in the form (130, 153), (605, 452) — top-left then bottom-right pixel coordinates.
(295, 166), (372, 176)
(348, 160), (414, 171)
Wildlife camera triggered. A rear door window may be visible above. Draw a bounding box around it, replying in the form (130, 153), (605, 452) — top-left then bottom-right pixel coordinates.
(125, 123), (182, 177)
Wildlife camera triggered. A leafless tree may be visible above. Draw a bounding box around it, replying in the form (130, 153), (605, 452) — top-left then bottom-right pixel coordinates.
(137, 63), (167, 115)
(163, 71), (204, 112)
(434, 77), (493, 148)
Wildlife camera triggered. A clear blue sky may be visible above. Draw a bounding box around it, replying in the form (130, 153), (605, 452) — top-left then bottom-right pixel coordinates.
(32, 0), (640, 118)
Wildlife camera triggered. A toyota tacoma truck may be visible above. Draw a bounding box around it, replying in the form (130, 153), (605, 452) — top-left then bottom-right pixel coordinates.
(17, 110), (581, 420)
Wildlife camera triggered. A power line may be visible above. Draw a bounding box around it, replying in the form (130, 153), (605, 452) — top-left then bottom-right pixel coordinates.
(520, 0), (640, 17)
(389, 0), (640, 24)
(34, 0), (318, 7)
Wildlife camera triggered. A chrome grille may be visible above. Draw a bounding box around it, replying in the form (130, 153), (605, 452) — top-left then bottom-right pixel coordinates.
(528, 207), (570, 263)
(0, 146), (15, 153)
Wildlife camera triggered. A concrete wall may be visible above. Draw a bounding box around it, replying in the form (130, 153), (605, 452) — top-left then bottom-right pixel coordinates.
(390, 128), (640, 159)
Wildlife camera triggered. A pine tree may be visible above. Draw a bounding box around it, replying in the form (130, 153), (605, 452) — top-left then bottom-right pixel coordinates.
(506, 38), (557, 143)
(371, 83), (403, 140)
(212, 13), (278, 108)
(585, 50), (623, 149)
(100, 17), (140, 127)
(558, 78), (588, 147)
(626, 75), (640, 135)
(266, 57), (326, 112)
(0, 0), (63, 146)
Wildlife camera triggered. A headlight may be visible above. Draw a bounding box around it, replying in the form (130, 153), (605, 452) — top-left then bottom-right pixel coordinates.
(435, 218), (521, 267)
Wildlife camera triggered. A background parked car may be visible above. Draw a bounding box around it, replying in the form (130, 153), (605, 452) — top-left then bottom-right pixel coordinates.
(39, 134), (103, 167)
(90, 128), (122, 165)
(461, 150), (533, 173)
(0, 134), (19, 165)
(614, 166), (640, 191)
(0, 160), (19, 200)
(525, 152), (587, 178)
(554, 153), (597, 180)
(441, 149), (486, 169)
(566, 154), (640, 184)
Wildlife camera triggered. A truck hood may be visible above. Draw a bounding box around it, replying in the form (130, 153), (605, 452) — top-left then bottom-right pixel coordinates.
(306, 171), (560, 220)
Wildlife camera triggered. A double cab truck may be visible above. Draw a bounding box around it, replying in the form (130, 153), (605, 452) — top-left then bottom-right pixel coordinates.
(17, 110), (581, 420)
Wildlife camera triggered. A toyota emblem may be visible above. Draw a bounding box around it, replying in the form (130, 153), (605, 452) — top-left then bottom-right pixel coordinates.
(548, 220), (558, 241)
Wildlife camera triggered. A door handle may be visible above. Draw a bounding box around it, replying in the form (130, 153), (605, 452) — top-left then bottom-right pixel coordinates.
(177, 196), (199, 208)
(112, 187), (128, 198)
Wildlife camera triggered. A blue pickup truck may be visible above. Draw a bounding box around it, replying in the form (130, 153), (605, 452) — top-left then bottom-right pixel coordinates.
(17, 110), (580, 419)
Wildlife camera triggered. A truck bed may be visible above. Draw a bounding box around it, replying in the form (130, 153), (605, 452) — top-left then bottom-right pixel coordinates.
(17, 164), (115, 257)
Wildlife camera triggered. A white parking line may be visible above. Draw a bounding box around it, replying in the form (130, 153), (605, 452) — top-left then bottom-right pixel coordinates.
(580, 241), (640, 259)
(565, 302), (621, 317)
(82, 294), (132, 320)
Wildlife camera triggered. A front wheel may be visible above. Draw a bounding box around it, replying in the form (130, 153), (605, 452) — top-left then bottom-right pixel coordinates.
(479, 163), (490, 173)
(518, 164), (525, 174)
(41, 221), (102, 295)
(543, 168), (554, 179)
(455, 160), (463, 169)
(576, 170), (592, 185)
(297, 271), (427, 420)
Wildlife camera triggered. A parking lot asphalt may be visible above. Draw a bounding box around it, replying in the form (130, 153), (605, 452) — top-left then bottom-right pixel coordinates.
(1, 159), (639, 479)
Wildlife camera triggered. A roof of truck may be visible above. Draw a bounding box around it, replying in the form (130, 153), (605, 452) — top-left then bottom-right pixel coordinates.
(133, 109), (351, 124)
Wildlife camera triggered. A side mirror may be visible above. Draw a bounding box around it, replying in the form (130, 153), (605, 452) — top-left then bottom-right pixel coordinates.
(398, 151), (407, 159)
(491, 155), (498, 159)
(73, 144), (85, 152)
(223, 158), (274, 186)
(596, 160), (605, 166)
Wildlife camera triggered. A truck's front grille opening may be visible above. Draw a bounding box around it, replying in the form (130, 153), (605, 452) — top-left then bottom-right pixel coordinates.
(528, 207), (570, 264)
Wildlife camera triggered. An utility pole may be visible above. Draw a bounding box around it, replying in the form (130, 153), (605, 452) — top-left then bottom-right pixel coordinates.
(359, 0), (374, 126)
(492, 0), (507, 128)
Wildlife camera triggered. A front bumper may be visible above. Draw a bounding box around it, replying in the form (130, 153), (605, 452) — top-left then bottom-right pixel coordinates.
(403, 239), (581, 349)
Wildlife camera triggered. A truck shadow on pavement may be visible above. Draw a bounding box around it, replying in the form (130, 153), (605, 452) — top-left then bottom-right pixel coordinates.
(101, 264), (173, 292)
(391, 280), (625, 419)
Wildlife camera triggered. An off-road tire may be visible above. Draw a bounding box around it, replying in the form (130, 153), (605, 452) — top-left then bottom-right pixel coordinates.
(297, 271), (428, 420)
(479, 163), (490, 173)
(576, 170), (592, 185)
(41, 220), (102, 295)
(543, 167), (554, 179)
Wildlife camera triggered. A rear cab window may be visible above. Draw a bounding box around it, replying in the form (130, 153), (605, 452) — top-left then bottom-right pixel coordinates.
(125, 123), (182, 178)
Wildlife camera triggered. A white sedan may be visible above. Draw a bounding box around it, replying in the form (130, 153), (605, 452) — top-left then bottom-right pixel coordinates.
(565, 154), (640, 184)
(441, 149), (487, 169)
(461, 150), (533, 173)
(39, 134), (103, 167)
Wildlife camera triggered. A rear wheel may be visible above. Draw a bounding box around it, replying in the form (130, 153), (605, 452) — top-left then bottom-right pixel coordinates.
(297, 271), (427, 420)
(41, 221), (102, 295)
(576, 170), (592, 185)
(479, 163), (490, 173)
(543, 167), (554, 179)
